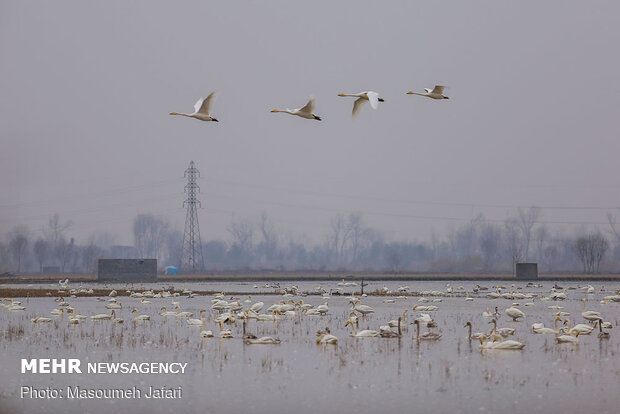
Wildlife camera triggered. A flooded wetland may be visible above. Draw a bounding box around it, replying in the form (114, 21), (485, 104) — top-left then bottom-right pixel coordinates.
(1, 280), (619, 414)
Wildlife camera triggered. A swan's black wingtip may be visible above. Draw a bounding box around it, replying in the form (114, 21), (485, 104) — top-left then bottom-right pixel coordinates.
(378, 98), (385, 102)
(314, 115), (322, 121)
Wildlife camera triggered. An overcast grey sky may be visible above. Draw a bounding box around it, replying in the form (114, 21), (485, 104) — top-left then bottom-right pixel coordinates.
(1, 1), (619, 246)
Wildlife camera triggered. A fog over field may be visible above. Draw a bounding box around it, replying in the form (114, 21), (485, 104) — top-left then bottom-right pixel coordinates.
(1, 1), (619, 273)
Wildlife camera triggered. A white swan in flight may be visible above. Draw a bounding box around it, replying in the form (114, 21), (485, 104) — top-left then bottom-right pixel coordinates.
(170, 92), (219, 122)
(271, 98), (321, 120)
(338, 91), (384, 118)
(406, 85), (449, 100)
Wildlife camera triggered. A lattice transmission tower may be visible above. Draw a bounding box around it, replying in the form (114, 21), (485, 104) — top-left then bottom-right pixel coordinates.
(181, 160), (205, 273)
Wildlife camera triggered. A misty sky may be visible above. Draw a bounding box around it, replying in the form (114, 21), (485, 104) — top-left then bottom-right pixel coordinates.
(1, 1), (619, 247)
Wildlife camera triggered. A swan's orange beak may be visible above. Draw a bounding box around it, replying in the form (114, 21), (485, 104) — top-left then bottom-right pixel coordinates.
(337, 93), (345, 96)
(271, 109), (278, 112)
(406, 91), (414, 94)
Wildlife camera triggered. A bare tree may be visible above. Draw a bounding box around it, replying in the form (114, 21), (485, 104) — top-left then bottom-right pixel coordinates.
(55, 237), (76, 273)
(133, 214), (170, 260)
(8, 226), (30, 273)
(227, 218), (254, 266)
(479, 223), (501, 271)
(607, 212), (620, 243)
(573, 231), (609, 273)
(33, 238), (50, 273)
(257, 212), (278, 263)
(517, 206), (541, 261)
(82, 239), (102, 274)
(329, 214), (345, 264)
(44, 214), (72, 245)
(534, 225), (550, 265)
(164, 229), (183, 268)
(345, 213), (362, 265)
(504, 218), (523, 274)
(0, 242), (9, 273)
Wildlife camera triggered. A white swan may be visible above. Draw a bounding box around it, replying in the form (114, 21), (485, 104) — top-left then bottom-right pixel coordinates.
(564, 319), (596, 335)
(413, 304), (438, 312)
(218, 321), (232, 338)
(581, 298), (601, 322)
(271, 98), (321, 120)
(160, 306), (178, 317)
(201, 330), (214, 338)
(380, 317), (402, 338)
(31, 316), (53, 323)
(304, 308), (321, 316)
(489, 319), (515, 337)
(244, 336), (281, 345)
(389, 310), (407, 328)
(170, 92), (219, 122)
(187, 309), (206, 326)
(346, 317), (379, 337)
(316, 333), (338, 344)
(91, 310), (114, 320)
(316, 302), (329, 315)
(413, 319), (441, 341)
(556, 331), (579, 344)
(353, 303), (375, 315)
(505, 306), (525, 321)
(8, 301), (26, 311)
(131, 308), (150, 321)
(337, 91), (384, 118)
(479, 334), (525, 350)
(406, 85), (449, 100)
(531, 317), (561, 334)
(464, 322), (486, 340)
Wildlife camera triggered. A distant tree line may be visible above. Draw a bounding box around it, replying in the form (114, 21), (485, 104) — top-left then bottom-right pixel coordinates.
(1, 208), (619, 275)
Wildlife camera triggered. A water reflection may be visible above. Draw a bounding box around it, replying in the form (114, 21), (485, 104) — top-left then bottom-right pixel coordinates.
(1, 280), (619, 413)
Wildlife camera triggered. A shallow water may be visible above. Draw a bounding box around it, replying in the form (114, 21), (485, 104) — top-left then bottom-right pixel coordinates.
(1, 281), (619, 414)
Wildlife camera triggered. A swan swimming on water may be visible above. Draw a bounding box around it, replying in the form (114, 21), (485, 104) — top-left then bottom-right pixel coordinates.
(478, 334), (524, 350)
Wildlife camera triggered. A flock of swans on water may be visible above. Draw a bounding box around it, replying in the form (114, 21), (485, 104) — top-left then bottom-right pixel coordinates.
(169, 86), (449, 122)
(3, 279), (619, 350)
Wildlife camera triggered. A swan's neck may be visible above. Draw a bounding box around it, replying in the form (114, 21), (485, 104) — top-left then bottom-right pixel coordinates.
(170, 112), (192, 117)
(468, 324), (472, 339)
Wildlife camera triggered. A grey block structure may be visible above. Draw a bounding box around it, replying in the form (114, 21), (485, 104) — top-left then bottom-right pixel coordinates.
(515, 263), (538, 280)
(97, 259), (157, 282)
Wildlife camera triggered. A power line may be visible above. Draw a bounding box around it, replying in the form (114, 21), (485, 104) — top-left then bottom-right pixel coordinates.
(206, 178), (620, 211)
